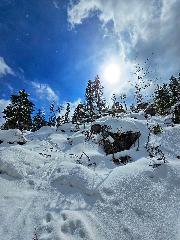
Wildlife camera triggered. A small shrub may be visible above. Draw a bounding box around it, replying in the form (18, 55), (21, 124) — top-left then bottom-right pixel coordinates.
(151, 124), (163, 135)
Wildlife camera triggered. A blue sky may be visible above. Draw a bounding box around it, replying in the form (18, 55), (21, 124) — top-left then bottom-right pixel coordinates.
(0, 0), (179, 117)
(0, 0), (119, 109)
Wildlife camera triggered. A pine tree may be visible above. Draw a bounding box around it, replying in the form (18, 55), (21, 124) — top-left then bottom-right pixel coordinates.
(85, 76), (105, 121)
(56, 105), (64, 127)
(64, 103), (71, 123)
(72, 103), (86, 124)
(32, 109), (46, 131)
(120, 93), (127, 111)
(93, 75), (105, 115)
(3, 89), (34, 130)
(48, 103), (56, 126)
(172, 104), (180, 124)
(154, 84), (172, 115)
(111, 94), (116, 106)
(111, 93), (125, 116)
(169, 75), (180, 105)
(111, 94), (117, 116)
(85, 80), (95, 121)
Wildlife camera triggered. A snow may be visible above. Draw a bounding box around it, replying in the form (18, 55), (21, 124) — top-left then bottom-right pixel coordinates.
(0, 129), (27, 145)
(0, 114), (180, 239)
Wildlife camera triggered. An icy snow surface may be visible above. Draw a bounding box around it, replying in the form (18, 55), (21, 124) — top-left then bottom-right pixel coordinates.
(0, 115), (180, 240)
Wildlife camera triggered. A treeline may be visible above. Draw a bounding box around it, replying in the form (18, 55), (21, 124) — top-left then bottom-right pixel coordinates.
(1, 74), (180, 131)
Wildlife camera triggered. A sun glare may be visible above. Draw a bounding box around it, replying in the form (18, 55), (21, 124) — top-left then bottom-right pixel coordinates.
(103, 63), (120, 85)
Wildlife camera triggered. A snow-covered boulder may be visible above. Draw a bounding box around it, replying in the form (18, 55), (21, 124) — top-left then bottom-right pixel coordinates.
(0, 129), (26, 145)
(91, 117), (147, 154)
(103, 131), (141, 155)
(95, 116), (142, 133)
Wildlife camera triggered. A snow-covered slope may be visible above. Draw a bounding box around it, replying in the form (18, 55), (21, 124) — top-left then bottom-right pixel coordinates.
(0, 115), (180, 240)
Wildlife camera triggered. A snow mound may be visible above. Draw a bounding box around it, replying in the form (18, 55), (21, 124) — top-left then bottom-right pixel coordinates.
(0, 129), (26, 145)
(87, 158), (180, 240)
(50, 162), (103, 195)
(0, 146), (44, 179)
(96, 116), (143, 133)
(26, 126), (56, 140)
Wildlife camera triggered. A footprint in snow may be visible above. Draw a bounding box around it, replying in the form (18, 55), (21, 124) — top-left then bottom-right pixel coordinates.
(35, 213), (55, 240)
(45, 212), (53, 223)
(102, 187), (114, 196)
(61, 219), (87, 238)
(60, 212), (90, 239)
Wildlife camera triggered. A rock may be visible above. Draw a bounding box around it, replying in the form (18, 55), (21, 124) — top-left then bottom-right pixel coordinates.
(113, 155), (132, 165)
(102, 131), (141, 155)
(91, 124), (102, 134)
(145, 104), (156, 116)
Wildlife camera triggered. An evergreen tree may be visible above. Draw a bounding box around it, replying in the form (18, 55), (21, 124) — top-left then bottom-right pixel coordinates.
(48, 103), (56, 126)
(3, 89), (34, 130)
(172, 104), (180, 124)
(32, 109), (46, 131)
(56, 115), (65, 127)
(169, 75), (180, 105)
(72, 103), (86, 124)
(64, 103), (71, 123)
(85, 76), (105, 121)
(154, 84), (172, 115)
(111, 93), (116, 106)
(56, 105), (64, 127)
(85, 80), (95, 121)
(93, 75), (105, 115)
(111, 93), (125, 116)
(120, 93), (127, 111)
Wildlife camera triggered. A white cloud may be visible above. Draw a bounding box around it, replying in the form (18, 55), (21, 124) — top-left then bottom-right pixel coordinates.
(0, 57), (15, 77)
(0, 99), (10, 126)
(52, 0), (59, 9)
(68, 0), (180, 95)
(31, 81), (59, 103)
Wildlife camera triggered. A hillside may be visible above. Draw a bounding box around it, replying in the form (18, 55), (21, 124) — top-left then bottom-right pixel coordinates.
(0, 113), (180, 240)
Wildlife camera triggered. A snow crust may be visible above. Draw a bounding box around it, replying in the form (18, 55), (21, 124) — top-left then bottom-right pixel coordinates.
(0, 114), (180, 240)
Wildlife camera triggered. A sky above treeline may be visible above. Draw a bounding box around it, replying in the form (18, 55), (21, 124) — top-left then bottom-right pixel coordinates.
(0, 0), (179, 115)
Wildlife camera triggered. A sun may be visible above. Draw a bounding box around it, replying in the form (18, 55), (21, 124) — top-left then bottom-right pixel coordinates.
(103, 62), (121, 85)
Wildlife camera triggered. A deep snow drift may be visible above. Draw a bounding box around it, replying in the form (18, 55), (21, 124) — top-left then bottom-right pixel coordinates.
(0, 114), (180, 240)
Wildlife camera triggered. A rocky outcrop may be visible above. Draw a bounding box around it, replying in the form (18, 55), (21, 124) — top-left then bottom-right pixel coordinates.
(102, 131), (141, 155)
(90, 123), (141, 155)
